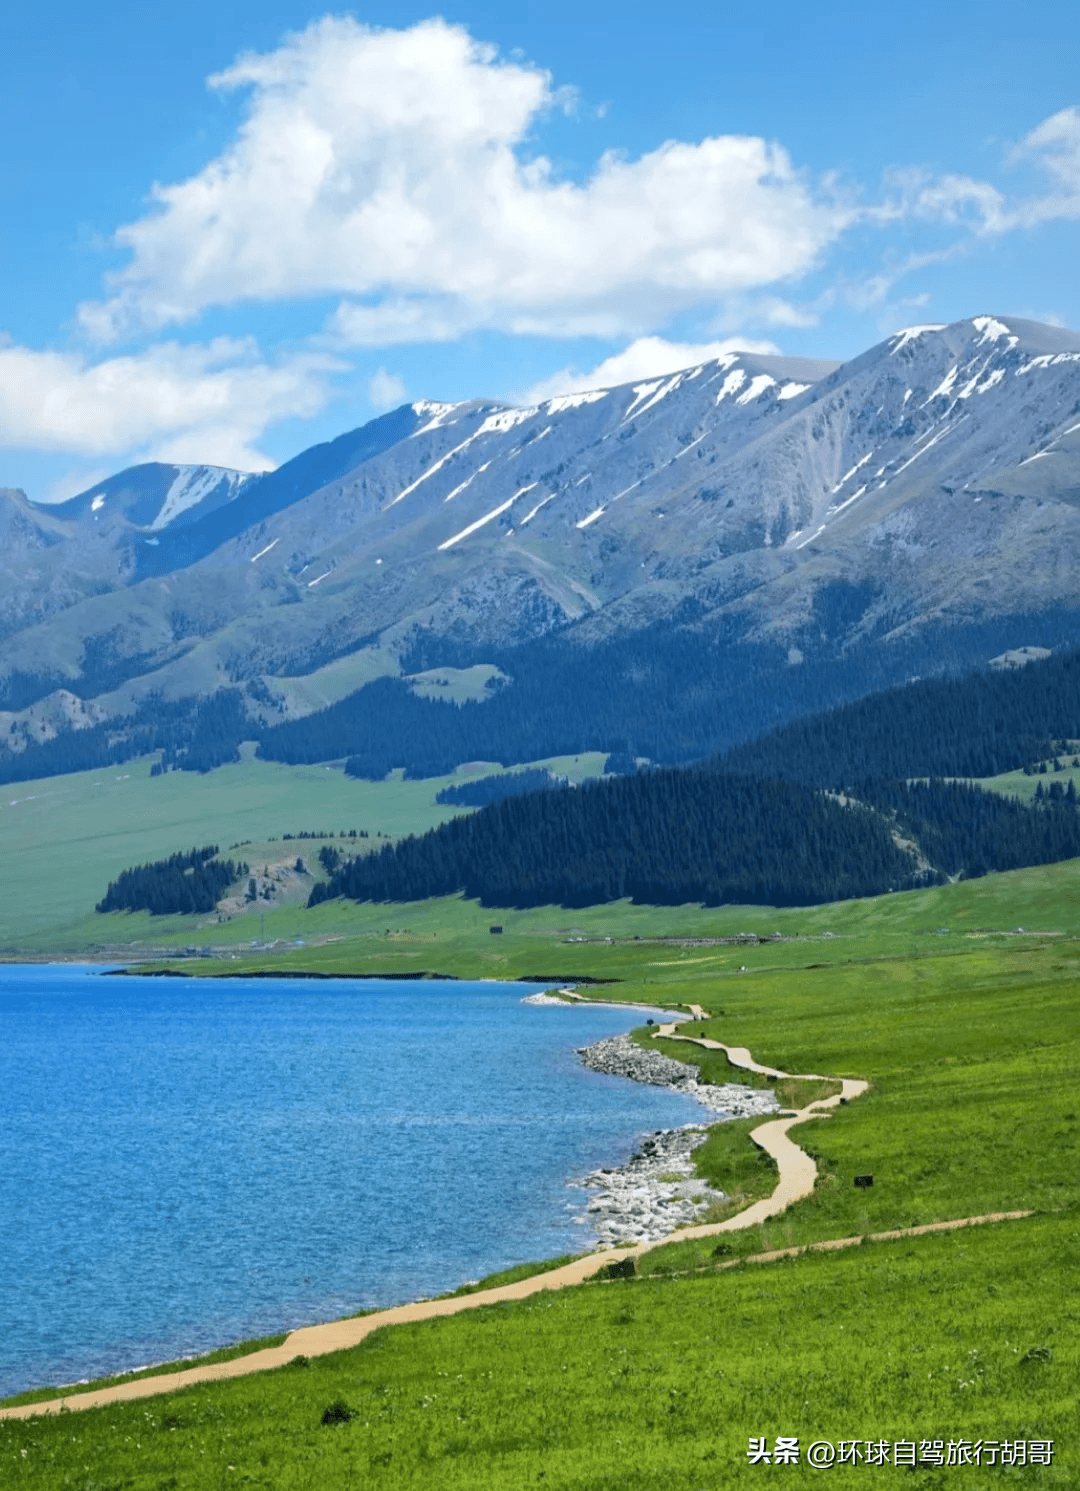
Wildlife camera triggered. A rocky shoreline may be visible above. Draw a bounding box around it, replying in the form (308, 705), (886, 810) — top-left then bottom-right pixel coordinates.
(571, 1033), (781, 1245)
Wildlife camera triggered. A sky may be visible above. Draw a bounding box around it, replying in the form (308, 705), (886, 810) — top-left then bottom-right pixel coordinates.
(2, 0), (1079, 501)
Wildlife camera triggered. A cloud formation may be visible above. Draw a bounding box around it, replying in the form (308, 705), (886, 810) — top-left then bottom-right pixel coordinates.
(0, 337), (333, 469)
(10, 18), (1077, 479)
(1010, 106), (1080, 225)
(368, 368), (406, 410)
(881, 107), (1080, 237)
(79, 16), (853, 344)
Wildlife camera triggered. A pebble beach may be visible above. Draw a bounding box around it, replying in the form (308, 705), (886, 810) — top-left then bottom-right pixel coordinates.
(571, 1033), (781, 1244)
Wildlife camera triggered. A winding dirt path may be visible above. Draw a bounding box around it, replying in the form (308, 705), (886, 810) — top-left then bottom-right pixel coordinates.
(647, 1013), (869, 1235)
(0, 1016), (1022, 1421)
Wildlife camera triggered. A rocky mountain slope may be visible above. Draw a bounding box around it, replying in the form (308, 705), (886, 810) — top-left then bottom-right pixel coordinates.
(3, 315), (1080, 761)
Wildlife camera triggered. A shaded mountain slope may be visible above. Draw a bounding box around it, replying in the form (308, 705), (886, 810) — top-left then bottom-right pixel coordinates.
(3, 317), (1080, 774)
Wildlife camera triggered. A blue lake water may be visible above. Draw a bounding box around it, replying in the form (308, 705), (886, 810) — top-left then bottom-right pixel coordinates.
(0, 965), (704, 1397)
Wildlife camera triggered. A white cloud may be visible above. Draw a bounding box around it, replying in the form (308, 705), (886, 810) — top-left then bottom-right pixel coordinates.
(738, 296), (823, 330)
(79, 16), (854, 345)
(0, 336), (335, 469)
(845, 244), (971, 312)
(518, 334), (781, 404)
(16, 26), (1076, 476)
(878, 108), (1080, 238)
(1008, 105), (1080, 225)
(367, 368), (407, 410)
(911, 174), (1009, 234)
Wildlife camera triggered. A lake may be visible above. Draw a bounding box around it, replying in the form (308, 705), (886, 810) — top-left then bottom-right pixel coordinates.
(0, 965), (703, 1397)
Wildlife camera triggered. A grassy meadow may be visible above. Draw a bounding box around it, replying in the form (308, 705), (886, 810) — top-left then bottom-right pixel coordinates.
(1, 1218), (1073, 1488)
(97, 847), (1078, 982)
(978, 749), (1080, 803)
(0, 750), (607, 949)
(1, 850), (1078, 1485)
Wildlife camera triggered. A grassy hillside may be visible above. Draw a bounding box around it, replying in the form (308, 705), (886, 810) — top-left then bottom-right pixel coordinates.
(978, 749), (1080, 803)
(2, 860), (1078, 1485)
(0, 751), (607, 949)
(108, 851), (1079, 981)
(3, 1216), (1074, 1488)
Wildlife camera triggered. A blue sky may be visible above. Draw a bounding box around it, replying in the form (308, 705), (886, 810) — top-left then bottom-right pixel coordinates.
(2, 0), (1079, 500)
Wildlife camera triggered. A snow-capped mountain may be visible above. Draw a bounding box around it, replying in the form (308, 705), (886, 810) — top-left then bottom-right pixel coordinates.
(0, 463), (252, 652)
(3, 316), (1080, 742)
(54, 462), (252, 533)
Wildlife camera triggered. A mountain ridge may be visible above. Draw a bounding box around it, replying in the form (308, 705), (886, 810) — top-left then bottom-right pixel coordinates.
(4, 314), (1080, 772)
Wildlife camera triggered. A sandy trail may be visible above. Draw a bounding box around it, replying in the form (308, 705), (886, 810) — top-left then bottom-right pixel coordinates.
(646, 1015), (869, 1233)
(0, 1014), (1015, 1421)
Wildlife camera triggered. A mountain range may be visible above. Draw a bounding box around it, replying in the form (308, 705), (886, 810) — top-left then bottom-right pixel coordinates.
(4, 314), (1080, 772)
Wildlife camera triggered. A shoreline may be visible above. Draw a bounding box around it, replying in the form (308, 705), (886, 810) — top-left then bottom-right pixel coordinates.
(0, 985), (752, 1405)
(570, 1032), (780, 1244)
(0, 982), (679, 1402)
(0, 1016), (873, 1420)
(99, 966), (620, 983)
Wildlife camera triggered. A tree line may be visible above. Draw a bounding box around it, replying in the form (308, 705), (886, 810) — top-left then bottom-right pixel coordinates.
(311, 764), (1080, 912)
(96, 846), (247, 916)
(310, 770), (936, 910)
(258, 609), (1080, 779)
(435, 768), (563, 808)
(719, 649), (1080, 786)
(859, 779), (1080, 880)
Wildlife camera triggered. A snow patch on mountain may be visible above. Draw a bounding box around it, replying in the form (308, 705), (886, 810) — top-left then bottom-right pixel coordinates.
(630, 373), (686, 419)
(411, 401), (460, 435)
(830, 484), (867, 515)
(444, 461), (491, 503)
(793, 523), (826, 549)
(715, 368), (747, 404)
(545, 390), (608, 415)
(477, 407), (538, 436)
(926, 366), (959, 403)
(151, 467), (249, 531)
(833, 452), (872, 493)
(576, 506), (606, 529)
(519, 488), (552, 526)
(890, 324), (946, 353)
(736, 374), (776, 405)
(1019, 352), (1080, 373)
(389, 435), (479, 506)
(972, 315), (1017, 348)
(439, 493), (519, 550)
(623, 381), (665, 421)
(959, 366), (1005, 398)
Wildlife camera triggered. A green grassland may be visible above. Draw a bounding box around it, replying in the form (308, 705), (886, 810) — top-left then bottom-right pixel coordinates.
(3, 1215), (1074, 1488)
(0, 751), (607, 950)
(977, 747), (1080, 803)
(405, 663), (508, 704)
(2, 808), (1079, 1483)
(101, 849), (1078, 980)
(3, 732), (1075, 955)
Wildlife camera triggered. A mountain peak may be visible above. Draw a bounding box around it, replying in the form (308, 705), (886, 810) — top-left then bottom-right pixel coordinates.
(3, 314), (1080, 737)
(45, 462), (251, 533)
